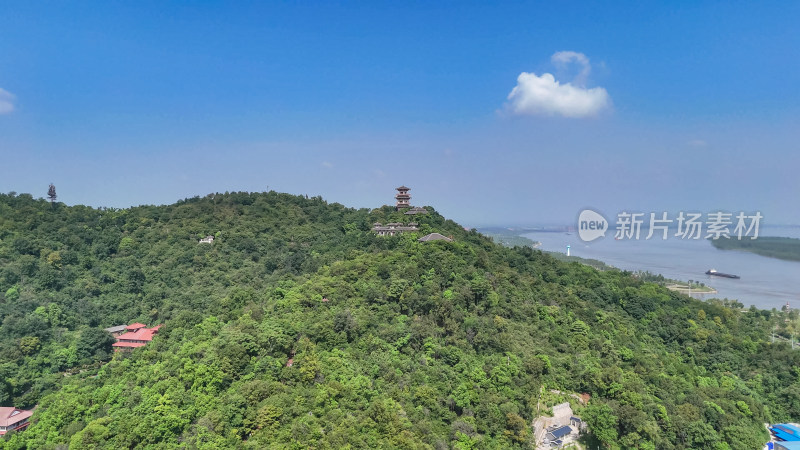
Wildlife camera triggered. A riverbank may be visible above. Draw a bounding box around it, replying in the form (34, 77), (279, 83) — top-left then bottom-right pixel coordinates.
(476, 226), (800, 309)
(665, 283), (718, 294)
(518, 229), (800, 309)
(483, 230), (723, 295)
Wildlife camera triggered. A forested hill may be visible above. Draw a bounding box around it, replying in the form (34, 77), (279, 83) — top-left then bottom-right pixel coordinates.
(0, 191), (797, 449)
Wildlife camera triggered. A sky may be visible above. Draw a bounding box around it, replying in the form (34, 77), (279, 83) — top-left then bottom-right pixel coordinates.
(1, 1), (798, 227)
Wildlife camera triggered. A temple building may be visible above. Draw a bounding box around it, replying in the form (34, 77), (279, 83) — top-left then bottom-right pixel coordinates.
(111, 323), (163, 352)
(0, 407), (33, 436)
(372, 222), (419, 236)
(104, 324), (128, 337)
(418, 233), (453, 242)
(395, 186), (411, 210)
(404, 206), (428, 215)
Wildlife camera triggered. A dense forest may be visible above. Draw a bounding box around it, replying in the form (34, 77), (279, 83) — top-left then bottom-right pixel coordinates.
(711, 236), (800, 262)
(1, 191), (798, 449)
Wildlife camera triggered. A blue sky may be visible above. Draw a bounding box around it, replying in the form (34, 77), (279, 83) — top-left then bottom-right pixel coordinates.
(1, 2), (798, 226)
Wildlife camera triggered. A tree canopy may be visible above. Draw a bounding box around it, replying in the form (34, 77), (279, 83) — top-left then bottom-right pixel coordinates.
(0, 191), (793, 449)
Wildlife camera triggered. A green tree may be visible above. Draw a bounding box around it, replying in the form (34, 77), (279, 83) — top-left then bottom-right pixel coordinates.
(583, 403), (619, 446)
(76, 328), (116, 362)
(18, 336), (41, 355)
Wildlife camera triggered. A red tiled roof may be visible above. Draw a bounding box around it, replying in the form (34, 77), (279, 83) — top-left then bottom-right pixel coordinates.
(117, 325), (163, 341)
(112, 324), (163, 349)
(126, 322), (147, 331)
(117, 328), (155, 342)
(0, 407), (33, 431)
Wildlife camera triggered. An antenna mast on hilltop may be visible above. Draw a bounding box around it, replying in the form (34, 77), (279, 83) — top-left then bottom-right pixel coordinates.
(47, 183), (57, 206)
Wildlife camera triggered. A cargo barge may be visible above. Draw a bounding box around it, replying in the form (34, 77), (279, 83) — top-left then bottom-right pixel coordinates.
(706, 269), (740, 279)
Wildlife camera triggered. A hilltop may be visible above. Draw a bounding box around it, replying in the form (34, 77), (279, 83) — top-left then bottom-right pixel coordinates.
(0, 191), (797, 449)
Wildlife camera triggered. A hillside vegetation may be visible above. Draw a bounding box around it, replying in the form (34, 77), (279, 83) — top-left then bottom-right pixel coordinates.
(1, 191), (798, 449)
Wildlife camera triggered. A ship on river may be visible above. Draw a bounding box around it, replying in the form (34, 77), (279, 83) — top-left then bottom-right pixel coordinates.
(706, 269), (740, 279)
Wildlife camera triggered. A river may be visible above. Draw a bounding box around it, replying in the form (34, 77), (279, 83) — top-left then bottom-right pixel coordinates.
(522, 226), (800, 310)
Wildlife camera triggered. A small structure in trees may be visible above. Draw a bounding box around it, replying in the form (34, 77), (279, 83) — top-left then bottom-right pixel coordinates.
(104, 324), (128, 337)
(47, 183), (57, 205)
(404, 206), (428, 215)
(418, 233), (453, 242)
(771, 423), (800, 442)
(545, 424), (572, 442)
(199, 235), (215, 244)
(552, 402), (573, 426)
(372, 222), (419, 236)
(535, 401), (584, 447)
(111, 323), (162, 352)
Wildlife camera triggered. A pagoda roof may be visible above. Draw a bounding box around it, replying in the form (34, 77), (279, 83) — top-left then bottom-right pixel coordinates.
(418, 233), (453, 242)
(396, 186), (410, 190)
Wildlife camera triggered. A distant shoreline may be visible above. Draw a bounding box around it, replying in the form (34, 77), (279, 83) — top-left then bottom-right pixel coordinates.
(486, 228), (722, 296)
(477, 228), (542, 249)
(711, 236), (800, 262)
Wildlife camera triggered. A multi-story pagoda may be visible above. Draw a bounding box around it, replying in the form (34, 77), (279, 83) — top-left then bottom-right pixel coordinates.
(395, 186), (411, 210)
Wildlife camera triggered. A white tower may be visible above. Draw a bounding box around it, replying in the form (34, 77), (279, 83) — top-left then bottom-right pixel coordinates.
(566, 245), (570, 257)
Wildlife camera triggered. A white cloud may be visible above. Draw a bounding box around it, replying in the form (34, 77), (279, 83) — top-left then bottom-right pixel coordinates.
(551, 51), (591, 85)
(321, 161), (334, 168)
(0, 89), (14, 115)
(505, 51), (610, 118)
